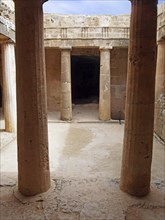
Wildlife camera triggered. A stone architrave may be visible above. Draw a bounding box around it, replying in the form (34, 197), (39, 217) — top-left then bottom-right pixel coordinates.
(60, 47), (72, 121)
(1, 42), (17, 132)
(120, 0), (157, 196)
(14, 0), (50, 196)
(99, 48), (111, 121)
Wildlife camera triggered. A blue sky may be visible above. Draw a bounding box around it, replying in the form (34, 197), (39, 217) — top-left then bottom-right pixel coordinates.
(43, 0), (165, 15)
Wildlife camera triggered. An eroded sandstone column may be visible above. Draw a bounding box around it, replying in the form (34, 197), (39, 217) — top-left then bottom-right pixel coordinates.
(14, 0), (50, 196)
(99, 48), (111, 121)
(60, 48), (72, 121)
(120, 0), (157, 196)
(154, 41), (165, 140)
(1, 42), (16, 132)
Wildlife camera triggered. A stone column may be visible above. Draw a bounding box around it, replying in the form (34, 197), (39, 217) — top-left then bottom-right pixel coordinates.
(60, 47), (72, 121)
(154, 41), (165, 139)
(14, 0), (50, 196)
(99, 48), (111, 121)
(120, 0), (157, 196)
(1, 42), (16, 132)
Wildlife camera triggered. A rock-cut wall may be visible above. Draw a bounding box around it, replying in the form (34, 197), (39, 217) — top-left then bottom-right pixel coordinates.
(154, 2), (165, 142)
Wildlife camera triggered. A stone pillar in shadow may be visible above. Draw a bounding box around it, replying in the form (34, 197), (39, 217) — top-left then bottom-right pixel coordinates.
(1, 41), (17, 132)
(14, 0), (50, 196)
(99, 47), (111, 121)
(60, 47), (72, 121)
(120, 0), (157, 196)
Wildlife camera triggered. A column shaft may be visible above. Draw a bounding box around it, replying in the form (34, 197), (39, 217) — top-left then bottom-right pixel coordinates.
(120, 0), (157, 196)
(60, 49), (72, 121)
(99, 49), (111, 121)
(154, 41), (165, 140)
(14, 0), (50, 196)
(1, 42), (16, 132)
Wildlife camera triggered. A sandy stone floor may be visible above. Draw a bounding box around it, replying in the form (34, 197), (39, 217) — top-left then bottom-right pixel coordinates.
(0, 109), (16, 150)
(0, 106), (165, 220)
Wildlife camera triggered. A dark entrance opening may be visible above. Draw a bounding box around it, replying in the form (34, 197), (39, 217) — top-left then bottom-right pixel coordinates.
(0, 85), (2, 108)
(71, 55), (100, 104)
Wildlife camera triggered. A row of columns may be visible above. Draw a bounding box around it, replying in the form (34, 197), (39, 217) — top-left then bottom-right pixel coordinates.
(0, 0), (157, 196)
(1, 42), (16, 132)
(60, 47), (111, 122)
(0, 44), (112, 132)
(1, 42), (112, 132)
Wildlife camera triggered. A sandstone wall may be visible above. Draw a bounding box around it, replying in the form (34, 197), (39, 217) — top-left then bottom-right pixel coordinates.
(154, 41), (165, 142)
(45, 48), (61, 111)
(44, 14), (130, 48)
(155, 2), (165, 142)
(111, 48), (128, 120)
(157, 1), (165, 41)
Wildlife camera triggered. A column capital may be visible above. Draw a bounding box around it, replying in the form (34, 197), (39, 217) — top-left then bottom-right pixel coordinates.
(0, 39), (14, 45)
(60, 46), (72, 51)
(157, 40), (165, 45)
(13, 0), (48, 5)
(129, 0), (157, 3)
(99, 46), (112, 51)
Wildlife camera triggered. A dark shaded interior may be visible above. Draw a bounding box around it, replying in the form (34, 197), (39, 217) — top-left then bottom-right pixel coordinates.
(71, 55), (100, 104)
(0, 85), (2, 108)
(0, 47), (2, 108)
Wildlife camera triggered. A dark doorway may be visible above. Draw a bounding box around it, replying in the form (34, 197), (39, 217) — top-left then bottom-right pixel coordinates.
(71, 55), (100, 104)
(0, 85), (2, 108)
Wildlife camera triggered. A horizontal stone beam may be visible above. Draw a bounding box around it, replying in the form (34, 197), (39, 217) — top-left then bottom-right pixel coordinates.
(0, 16), (15, 42)
(44, 39), (129, 48)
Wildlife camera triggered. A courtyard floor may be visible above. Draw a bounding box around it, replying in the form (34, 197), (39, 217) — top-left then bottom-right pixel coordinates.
(0, 105), (165, 220)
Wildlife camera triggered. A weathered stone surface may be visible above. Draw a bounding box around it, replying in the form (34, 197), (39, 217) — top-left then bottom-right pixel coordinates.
(0, 0), (165, 205)
(99, 48), (110, 121)
(0, 123), (165, 220)
(0, 16), (15, 42)
(110, 48), (128, 120)
(0, 0), (15, 41)
(120, 0), (158, 196)
(0, 0), (15, 23)
(45, 48), (61, 111)
(157, 1), (165, 41)
(60, 49), (72, 121)
(155, 41), (165, 142)
(14, 0), (50, 196)
(1, 42), (16, 132)
(44, 14), (130, 48)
